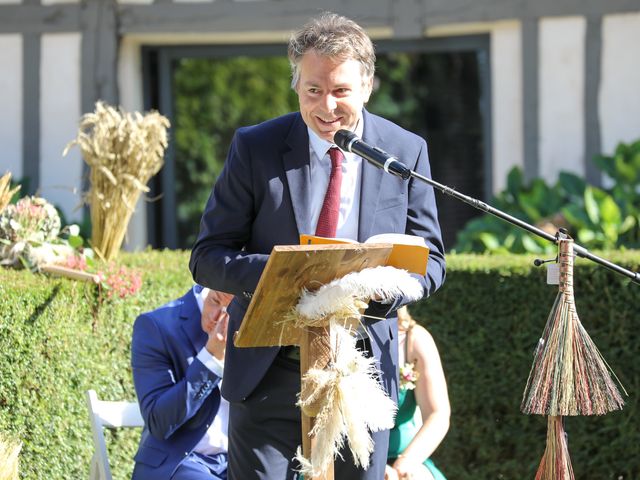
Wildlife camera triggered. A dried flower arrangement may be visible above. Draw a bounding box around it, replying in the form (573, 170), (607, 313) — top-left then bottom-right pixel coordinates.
(0, 191), (142, 300)
(0, 195), (72, 269)
(64, 101), (170, 261)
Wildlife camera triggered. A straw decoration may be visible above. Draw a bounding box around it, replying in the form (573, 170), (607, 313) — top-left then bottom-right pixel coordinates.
(64, 102), (169, 261)
(0, 172), (20, 214)
(534, 416), (574, 480)
(0, 433), (21, 480)
(296, 324), (397, 478)
(521, 238), (625, 416)
(291, 267), (418, 477)
(521, 236), (625, 479)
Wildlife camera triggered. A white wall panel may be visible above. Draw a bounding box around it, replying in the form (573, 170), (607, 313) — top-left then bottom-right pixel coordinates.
(40, 33), (82, 221)
(539, 16), (586, 182)
(0, 34), (22, 179)
(491, 21), (523, 193)
(119, 36), (147, 250)
(600, 12), (640, 155)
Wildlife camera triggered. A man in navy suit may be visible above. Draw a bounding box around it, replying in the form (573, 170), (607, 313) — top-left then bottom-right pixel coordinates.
(189, 12), (446, 480)
(131, 286), (233, 479)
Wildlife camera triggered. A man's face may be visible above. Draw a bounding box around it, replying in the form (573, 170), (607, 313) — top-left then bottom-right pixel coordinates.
(296, 50), (373, 142)
(201, 289), (233, 334)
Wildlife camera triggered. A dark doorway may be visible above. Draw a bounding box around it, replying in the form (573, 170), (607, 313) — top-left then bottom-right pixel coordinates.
(142, 36), (490, 250)
(371, 36), (491, 249)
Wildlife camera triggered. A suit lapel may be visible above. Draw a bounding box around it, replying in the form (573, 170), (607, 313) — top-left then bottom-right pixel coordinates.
(180, 290), (207, 354)
(283, 115), (312, 236)
(358, 110), (385, 241)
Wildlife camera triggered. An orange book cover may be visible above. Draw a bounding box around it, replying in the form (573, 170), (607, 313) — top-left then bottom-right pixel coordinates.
(299, 233), (429, 276)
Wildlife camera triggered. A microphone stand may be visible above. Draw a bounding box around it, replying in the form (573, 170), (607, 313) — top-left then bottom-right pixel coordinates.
(404, 168), (640, 285)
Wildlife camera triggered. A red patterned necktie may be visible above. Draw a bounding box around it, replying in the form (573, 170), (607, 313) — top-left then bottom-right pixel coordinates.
(315, 147), (344, 237)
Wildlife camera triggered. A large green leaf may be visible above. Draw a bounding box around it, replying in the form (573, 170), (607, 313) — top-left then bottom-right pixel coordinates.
(584, 187), (600, 224)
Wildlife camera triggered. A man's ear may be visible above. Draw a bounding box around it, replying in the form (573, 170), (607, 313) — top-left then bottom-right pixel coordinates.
(363, 76), (374, 103)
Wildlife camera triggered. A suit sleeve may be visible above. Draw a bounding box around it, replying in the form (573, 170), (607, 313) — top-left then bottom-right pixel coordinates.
(407, 137), (446, 295)
(189, 129), (268, 296)
(366, 136), (446, 318)
(131, 313), (221, 440)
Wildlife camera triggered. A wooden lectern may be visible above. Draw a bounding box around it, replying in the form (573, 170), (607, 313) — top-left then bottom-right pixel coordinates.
(234, 243), (394, 479)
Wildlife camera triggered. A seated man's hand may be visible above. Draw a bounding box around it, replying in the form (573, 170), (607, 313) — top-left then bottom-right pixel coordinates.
(201, 289), (232, 360)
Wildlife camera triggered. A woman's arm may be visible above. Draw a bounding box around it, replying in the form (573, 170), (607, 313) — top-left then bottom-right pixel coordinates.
(392, 324), (450, 476)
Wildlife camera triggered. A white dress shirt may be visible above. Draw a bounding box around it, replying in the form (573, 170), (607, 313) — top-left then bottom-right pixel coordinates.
(307, 119), (364, 241)
(307, 121), (371, 339)
(192, 286), (229, 456)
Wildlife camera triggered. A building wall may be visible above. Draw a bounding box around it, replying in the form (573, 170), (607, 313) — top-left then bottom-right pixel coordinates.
(539, 16), (586, 183)
(0, 34), (22, 179)
(0, 0), (639, 248)
(39, 33), (82, 219)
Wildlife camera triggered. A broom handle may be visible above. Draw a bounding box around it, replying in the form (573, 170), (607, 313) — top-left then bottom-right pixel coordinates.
(407, 169), (640, 285)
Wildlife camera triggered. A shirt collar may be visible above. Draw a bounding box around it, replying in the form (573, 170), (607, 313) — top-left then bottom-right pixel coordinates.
(192, 284), (205, 313)
(307, 114), (365, 160)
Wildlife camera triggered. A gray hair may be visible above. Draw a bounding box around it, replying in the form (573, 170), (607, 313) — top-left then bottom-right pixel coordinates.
(288, 12), (376, 89)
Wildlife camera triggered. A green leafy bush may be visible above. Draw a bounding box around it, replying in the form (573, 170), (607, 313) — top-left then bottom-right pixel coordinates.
(455, 139), (640, 253)
(1, 250), (638, 479)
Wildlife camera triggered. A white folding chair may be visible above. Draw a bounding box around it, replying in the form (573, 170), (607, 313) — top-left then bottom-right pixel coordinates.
(86, 389), (144, 480)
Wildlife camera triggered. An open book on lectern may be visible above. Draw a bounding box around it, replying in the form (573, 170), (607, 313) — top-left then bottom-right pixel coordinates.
(299, 232), (429, 276)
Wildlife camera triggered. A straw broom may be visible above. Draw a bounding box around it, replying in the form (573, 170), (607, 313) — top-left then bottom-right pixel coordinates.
(64, 102), (169, 261)
(521, 236), (625, 479)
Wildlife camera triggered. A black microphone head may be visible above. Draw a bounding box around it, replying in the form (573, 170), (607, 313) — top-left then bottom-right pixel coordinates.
(333, 129), (358, 151)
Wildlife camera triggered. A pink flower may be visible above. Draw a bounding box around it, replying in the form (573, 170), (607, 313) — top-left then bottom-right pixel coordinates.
(98, 264), (143, 299)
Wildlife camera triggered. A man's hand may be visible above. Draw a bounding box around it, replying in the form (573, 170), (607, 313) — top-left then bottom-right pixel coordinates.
(201, 289), (233, 360)
(392, 454), (427, 479)
(384, 465), (399, 480)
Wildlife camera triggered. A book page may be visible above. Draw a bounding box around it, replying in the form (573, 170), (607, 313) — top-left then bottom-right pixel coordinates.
(365, 233), (427, 247)
(299, 234), (358, 246)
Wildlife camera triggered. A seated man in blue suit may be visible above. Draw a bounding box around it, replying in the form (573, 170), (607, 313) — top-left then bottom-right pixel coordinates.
(131, 285), (233, 479)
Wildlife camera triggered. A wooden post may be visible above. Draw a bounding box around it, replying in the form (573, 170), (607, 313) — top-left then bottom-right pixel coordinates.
(300, 325), (334, 480)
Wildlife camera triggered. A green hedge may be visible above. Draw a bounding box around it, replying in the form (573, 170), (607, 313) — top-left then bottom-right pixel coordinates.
(0, 250), (194, 480)
(0, 249), (638, 479)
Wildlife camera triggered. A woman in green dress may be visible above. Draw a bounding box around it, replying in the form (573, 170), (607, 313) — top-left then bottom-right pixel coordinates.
(386, 307), (450, 480)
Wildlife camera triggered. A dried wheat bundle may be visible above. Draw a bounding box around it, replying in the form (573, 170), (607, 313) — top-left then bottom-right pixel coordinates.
(0, 434), (21, 480)
(534, 416), (575, 480)
(0, 172), (20, 214)
(64, 101), (169, 260)
(521, 239), (625, 416)
(296, 324), (397, 478)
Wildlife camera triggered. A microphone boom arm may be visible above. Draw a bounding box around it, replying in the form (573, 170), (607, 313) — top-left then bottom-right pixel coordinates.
(333, 128), (639, 284)
(411, 169), (640, 285)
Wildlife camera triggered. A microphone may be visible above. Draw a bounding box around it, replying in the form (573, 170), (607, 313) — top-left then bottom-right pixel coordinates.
(334, 129), (412, 180)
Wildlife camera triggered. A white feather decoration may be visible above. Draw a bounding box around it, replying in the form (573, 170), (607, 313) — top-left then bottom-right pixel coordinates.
(296, 266), (423, 321)
(296, 325), (397, 477)
(292, 266), (419, 476)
